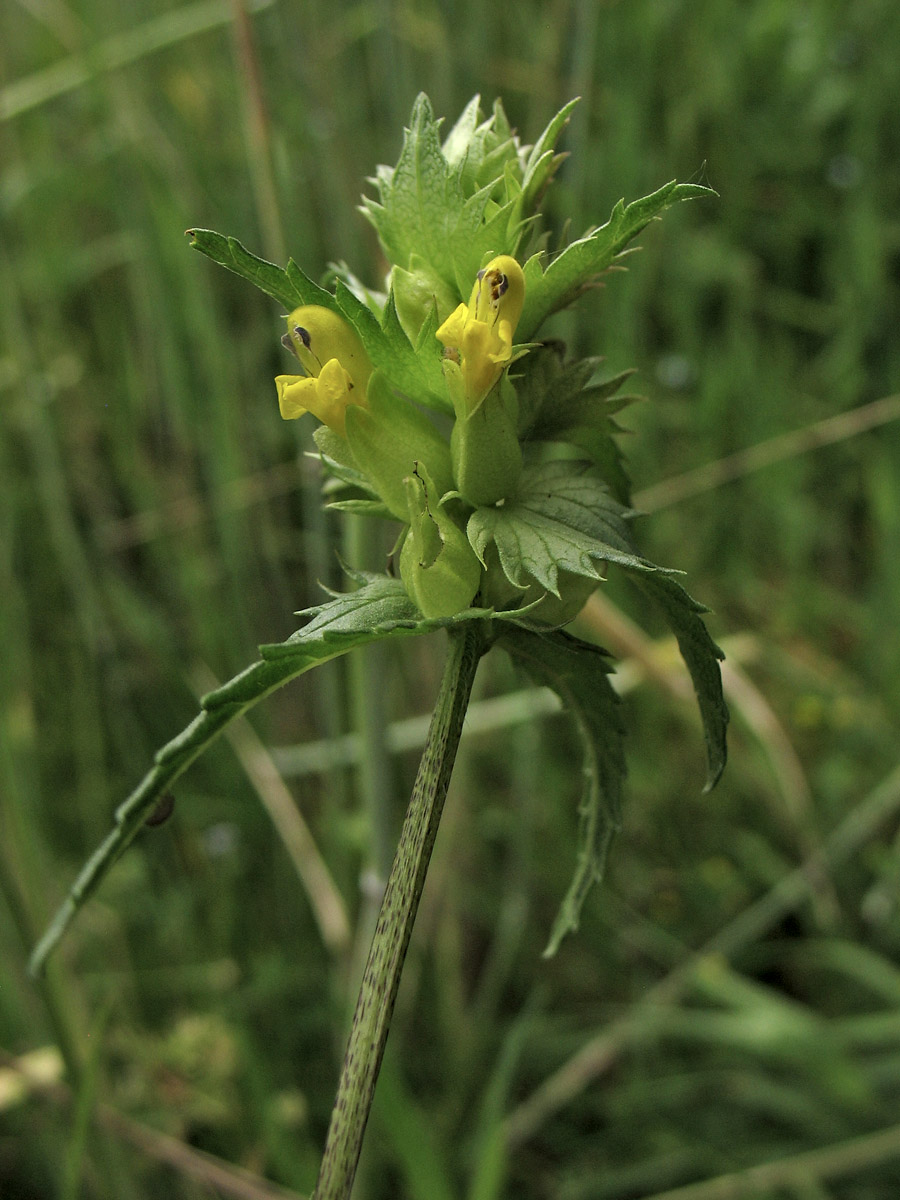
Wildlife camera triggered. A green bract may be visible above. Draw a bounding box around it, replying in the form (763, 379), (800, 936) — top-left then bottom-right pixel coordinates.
(34, 95), (726, 983)
(343, 370), (453, 520)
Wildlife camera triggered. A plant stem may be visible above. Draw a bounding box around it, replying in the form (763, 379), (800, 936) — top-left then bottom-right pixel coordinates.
(312, 622), (486, 1200)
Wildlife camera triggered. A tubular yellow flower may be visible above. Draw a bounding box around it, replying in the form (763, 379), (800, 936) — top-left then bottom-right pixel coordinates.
(275, 306), (372, 435)
(436, 255), (525, 410)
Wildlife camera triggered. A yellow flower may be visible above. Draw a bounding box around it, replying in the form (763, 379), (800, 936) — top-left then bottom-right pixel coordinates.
(275, 306), (372, 435)
(436, 255), (525, 410)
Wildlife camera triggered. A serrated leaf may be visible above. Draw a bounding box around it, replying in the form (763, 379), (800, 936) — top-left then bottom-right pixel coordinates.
(515, 348), (618, 438)
(29, 577), (493, 974)
(327, 260), (388, 317)
(414, 298), (443, 356)
(189, 226), (450, 414)
(284, 257), (342, 309)
(361, 93), (468, 285)
(441, 93), (483, 166)
(624, 570), (729, 791)
(529, 367), (640, 504)
(499, 626), (625, 955)
(471, 136), (519, 192)
(333, 280), (450, 410)
(443, 95), (519, 198)
(449, 187), (522, 298)
(515, 98), (579, 224)
(513, 344), (591, 437)
(333, 278), (384, 342)
(518, 181), (716, 340)
(467, 461), (658, 595)
(187, 230), (399, 377)
(187, 228), (307, 310)
(523, 99), (578, 178)
(533, 367), (638, 431)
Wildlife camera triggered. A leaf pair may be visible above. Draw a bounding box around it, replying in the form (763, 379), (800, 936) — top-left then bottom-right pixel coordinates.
(30, 557), (726, 974)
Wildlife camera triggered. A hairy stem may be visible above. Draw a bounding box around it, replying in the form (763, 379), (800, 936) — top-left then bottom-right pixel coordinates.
(312, 622), (485, 1200)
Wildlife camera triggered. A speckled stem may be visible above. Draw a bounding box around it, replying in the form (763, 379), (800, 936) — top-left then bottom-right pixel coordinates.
(312, 623), (485, 1200)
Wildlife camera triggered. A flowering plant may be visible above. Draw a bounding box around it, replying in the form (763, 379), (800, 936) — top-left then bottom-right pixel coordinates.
(32, 95), (727, 1200)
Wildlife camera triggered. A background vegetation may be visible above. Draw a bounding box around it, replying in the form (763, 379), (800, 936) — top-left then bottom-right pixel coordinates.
(3, 0), (900, 1196)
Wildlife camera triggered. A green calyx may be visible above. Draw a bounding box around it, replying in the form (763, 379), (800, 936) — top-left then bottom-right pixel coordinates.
(344, 370), (453, 520)
(448, 371), (523, 508)
(399, 462), (482, 619)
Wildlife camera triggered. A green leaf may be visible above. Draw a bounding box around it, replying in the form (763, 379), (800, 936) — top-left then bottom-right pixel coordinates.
(311, 429), (383, 504)
(334, 280), (447, 410)
(379, 288), (450, 412)
(623, 570), (728, 791)
(334, 278), (387, 348)
(29, 577), (493, 975)
(467, 461), (657, 595)
(515, 98), (579, 227)
(440, 93), (483, 167)
(327, 498), (395, 518)
(445, 96), (518, 193)
(528, 362), (641, 504)
(450, 189), (521, 298)
(500, 626), (625, 956)
(518, 180), (717, 341)
(441, 96), (576, 255)
(187, 228), (310, 311)
(361, 93), (467, 285)
(513, 344), (593, 437)
(187, 228), (379, 344)
(312, 423), (364, 470)
(390, 256), (458, 344)
(522, 98), (578, 182)
(284, 257), (343, 309)
(326, 260), (388, 317)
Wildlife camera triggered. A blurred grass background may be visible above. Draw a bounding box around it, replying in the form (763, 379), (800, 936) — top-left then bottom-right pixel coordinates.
(3, 0), (900, 1196)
